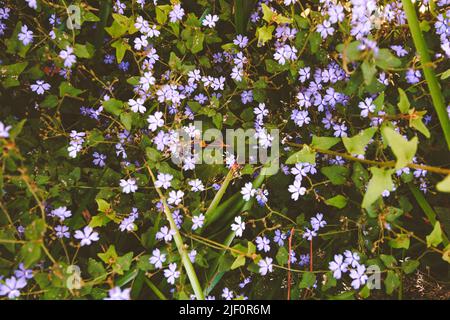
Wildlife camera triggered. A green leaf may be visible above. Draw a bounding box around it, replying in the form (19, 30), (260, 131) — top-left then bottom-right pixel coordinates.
(311, 136), (340, 150)
(256, 25), (275, 46)
(426, 222), (443, 247)
(1, 62), (28, 88)
(397, 88), (410, 113)
(20, 242), (42, 268)
(443, 247), (450, 264)
(352, 162), (369, 190)
(286, 145), (316, 164)
(103, 99), (124, 116)
(41, 95), (59, 109)
(384, 270), (400, 295)
(25, 219), (46, 240)
(120, 112), (133, 131)
(361, 60), (377, 85)
(113, 252), (134, 275)
(8, 119), (27, 140)
(321, 166), (349, 185)
(382, 126), (418, 169)
(185, 28), (205, 54)
(96, 198), (110, 212)
(111, 39), (130, 63)
(74, 43), (95, 58)
(299, 272), (316, 289)
(342, 127), (377, 156)
(436, 175), (450, 193)
(373, 92), (385, 112)
(59, 81), (83, 98)
(88, 258), (107, 280)
(261, 4), (274, 23)
(89, 214), (111, 228)
(155, 5), (171, 25)
(275, 247), (289, 265)
(375, 49), (401, 70)
(441, 69), (450, 80)
(98, 245), (118, 264)
(325, 195), (348, 209)
(380, 254), (397, 268)
(388, 234), (410, 249)
(105, 14), (132, 38)
(409, 110), (430, 138)
(212, 113), (223, 130)
(401, 260), (419, 274)
(361, 167), (395, 209)
(230, 255), (245, 270)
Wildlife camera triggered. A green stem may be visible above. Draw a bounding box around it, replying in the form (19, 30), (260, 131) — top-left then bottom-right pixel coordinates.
(408, 183), (449, 246)
(144, 277), (168, 300)
(204, 167), (235, 223)
(146, 165), (205, 300)
(401, 0), (450, 149)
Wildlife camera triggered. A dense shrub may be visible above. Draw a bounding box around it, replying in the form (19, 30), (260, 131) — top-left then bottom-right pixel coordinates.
(0, 0), (449, 300)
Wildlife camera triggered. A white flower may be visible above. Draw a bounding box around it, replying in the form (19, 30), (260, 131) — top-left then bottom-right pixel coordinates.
(25, 0), (37, 9)
(329, 254), (348, 280)
(50, 206), (72, 221)
(0, 276), (27, 299)
(104, 287), (131, 300)
(31, 80), (50, 95)
(156, 226), (176, 242)
(291, 163), (307, 181)
(68, 144), (82, 158)
(311, 213), (327, 231)
(59, 46), (77, 68)
(164, 263), (180, 285)
(221, 287), (234, 300)
(154, 173), (173, 189)
(202, 14), (219, 28)
(358, 97), (375, 118)
(18, 25), (33, 46)
(149, 248), (166, 269)
(241, 182), (256, 201)
(120, 178), (138, 194)
(134, 16), (149, 33)
(169, 4), (185, 23)
(0, 121), (12, 138)
(344, 250), (361, 268)
(258, 257), (274, 276)
(139, 71), (155, 91)
(188, 69), (201, 83)
(55, 225), (70, 238)
(167, 190), (184, 205)
(119, 216), (136, 232)
(231, 66), (243, 81)
(147, 111), (164, 132)
(302, 228), (317, 240)
(288, 179), (306, 201)
(74, 226), (100, 246)
(128, 98), (146, 113)
(191, 214), (205, 231)
(349, 263), (368, 289)
(255, 236), (271, 252)
(317, 20), (334, 39)
(134, 35), (148, 50)
(147, 25), (160, 38)
(189, 249), (197, 263)
(188, 179), (204, 192)
(231, 216), (245, 237)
